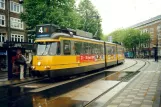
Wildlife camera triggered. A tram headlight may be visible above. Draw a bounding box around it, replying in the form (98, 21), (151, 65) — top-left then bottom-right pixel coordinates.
(38, 62), (41, 66)
(31, 66), (35, 70)
(44, 66), (51, 69)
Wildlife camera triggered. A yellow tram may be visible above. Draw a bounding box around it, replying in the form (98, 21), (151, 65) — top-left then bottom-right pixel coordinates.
(31, 24), (124, 78)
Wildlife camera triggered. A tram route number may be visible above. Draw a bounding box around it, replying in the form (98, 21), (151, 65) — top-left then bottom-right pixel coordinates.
(39, 27), (43, 33)
(38, 27), (49, 33)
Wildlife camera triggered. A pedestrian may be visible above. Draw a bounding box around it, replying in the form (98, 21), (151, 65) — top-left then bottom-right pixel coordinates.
(15, 49), (27, 78)
(12, 52), (19, 75)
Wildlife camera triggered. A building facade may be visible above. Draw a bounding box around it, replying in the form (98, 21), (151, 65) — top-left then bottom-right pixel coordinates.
(130, 15), (161, 57)
(0, 0), (35, 75)
(0, 0), (27, 46)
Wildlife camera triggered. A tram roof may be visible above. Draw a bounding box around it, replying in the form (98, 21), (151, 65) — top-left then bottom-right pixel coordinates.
(35, 32), (119, 45)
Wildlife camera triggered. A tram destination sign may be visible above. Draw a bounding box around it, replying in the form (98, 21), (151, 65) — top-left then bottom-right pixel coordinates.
(36, 25), (51, 38)
(36, 24), (60, 38)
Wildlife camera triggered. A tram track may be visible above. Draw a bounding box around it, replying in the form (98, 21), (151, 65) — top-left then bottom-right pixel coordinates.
(28, 60), (138, 93)
(83, 60), (148, 107)
(9, 60), (137, 92)
(0, 59), (142, 107)
(17, 60), (138, 93)
(24, 59), (143, 107)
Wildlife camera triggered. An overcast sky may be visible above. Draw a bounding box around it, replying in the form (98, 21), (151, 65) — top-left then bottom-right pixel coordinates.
(88, 0), (161, 35)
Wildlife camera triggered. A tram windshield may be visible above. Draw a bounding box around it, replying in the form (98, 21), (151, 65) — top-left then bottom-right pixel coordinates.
(36, 42), (60, 55)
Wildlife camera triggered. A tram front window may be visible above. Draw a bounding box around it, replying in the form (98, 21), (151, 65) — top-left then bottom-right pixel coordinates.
(36, 42), (60, 55)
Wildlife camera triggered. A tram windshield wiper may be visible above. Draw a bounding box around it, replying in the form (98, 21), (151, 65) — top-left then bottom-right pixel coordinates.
(37, 42), (51, 55)
(36, 42), (59, 56)
(42, 44), (51, 55)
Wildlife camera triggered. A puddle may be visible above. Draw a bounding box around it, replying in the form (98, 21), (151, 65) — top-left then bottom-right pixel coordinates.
(104, 71), (140, 81)
(32, 95), (88, 107)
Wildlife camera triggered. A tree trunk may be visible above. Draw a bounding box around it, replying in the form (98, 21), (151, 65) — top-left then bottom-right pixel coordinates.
(132, 47), (135, 58)
(134, 46), (137, 58)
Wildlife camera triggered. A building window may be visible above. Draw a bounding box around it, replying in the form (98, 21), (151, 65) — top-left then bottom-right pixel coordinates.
(157, 24), (161, 32)
(28, 38), (34, 43)
(11, 34), (24, 42)
(10, 1), (23, 13)
(0, 14), (5, 27)
(28, 34), (35, 43)
(0, 33), (6, 42)
(143, 29), (148, 33)
(158, 33), (161, 39)
(10, 17), (23, 30)
(150, 28), (154, 34)
(0, 0), (5, 10)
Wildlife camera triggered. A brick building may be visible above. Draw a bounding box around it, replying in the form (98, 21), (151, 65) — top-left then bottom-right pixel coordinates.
(130, 15), (161, 57)
(0, 0), (27, 46)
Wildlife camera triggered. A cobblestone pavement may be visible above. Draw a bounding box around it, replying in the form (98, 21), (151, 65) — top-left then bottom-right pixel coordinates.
(105, 60), (161, 107)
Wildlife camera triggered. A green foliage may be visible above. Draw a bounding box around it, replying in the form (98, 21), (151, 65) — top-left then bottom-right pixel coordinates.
(106, 28), (150, 49)
(78, 0), (103, 40)
(21, 0), (81, 30)
(107, 29), (126, 43)
(122, 28), (140, 49)
(21, 0), (103, 40)
(106, 28), (150, 57)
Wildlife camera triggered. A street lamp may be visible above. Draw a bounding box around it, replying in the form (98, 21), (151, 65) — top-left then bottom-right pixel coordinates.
(7, 1), (10, 41)
(156, 34), (158, 62)
(148, 38), (151, 59)
(154, 34), (158, 62)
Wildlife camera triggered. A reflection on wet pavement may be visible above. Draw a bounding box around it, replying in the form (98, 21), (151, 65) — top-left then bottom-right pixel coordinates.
(104, 71), (133, 81)
(31, 80), (120, 107)
(28, 71), (139, 107)
(32, 95), (88, 107)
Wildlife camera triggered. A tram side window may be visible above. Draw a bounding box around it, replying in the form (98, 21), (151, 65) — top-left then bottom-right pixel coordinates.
(122, 48), (124, 54)
(74, 41), (82, 55)
(108, 46), (113, 55)
(106, 45), (112, 55)
(89, 43), (93, 55)
(63, 40), (71, 55)
(120, 48), (124, 54)
(118, 48), (122, 54)
(120, 48), (122, 54)
(100, 45), (104, 55)
(95, 44), (98, 55)
(91, 44), (95, 54)
(106, 45), (109, 55)
(97, 45), (101, 55)
(113, 46), (116, 55)
(84, 42), (89, 54)
(93, 44), (96, 55)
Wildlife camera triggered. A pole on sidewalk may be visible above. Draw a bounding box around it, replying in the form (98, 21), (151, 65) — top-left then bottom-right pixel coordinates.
(20, 65), (24, 79)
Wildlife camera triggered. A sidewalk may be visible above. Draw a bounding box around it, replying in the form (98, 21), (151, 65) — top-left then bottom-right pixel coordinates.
(0, 66), (37, 86)
(0, 77), (42, 87)
(106, 70), (161, 107)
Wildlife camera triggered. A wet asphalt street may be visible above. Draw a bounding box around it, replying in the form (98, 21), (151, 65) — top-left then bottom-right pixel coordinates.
(0, 59), (158, 107)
